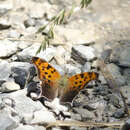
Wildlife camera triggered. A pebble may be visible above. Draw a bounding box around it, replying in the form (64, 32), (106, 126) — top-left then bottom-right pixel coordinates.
(72, 45), (96, 64)
(0, 81), (20, 92)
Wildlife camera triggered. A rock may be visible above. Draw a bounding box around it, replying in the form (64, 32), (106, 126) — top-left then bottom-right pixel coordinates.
(2, 89), (47, 123)
(71, 113), (82, 121)
(10, 62), (35, 89)
(0, 60), (11, 81)
(31, 110), (56, 123)
(123, 68), (130, 85)
(81, 62), (91, 72)
(0, 81), (20, 92)
(106, 63), (126, 86)
(121, 86), (130, 102)
(122, 118), (130, 130)
(71, 45), (96, 64)
(110, 43), (130, 67)
(62, 64), (81, 76)
(112, 109), (125, 118)
(0, 112), (18, 130)
(0, 40), (18, 58)
(17, 44), (56, 62)
(55, 26), (96, 44)
(72, 107), (95, 120)
(8, 29), (21, 38)
(101, 49), (112, 63)
(0, 18), (11, 30)
(24, 18), (36, 28)
(14, 124), (46, 130)
(93, 85), (110, 96)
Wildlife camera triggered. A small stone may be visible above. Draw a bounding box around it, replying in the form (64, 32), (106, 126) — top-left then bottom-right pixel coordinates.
(31, 110), (56, 123)
(62, 64), (81, 77)
(122, 118), (130, 130)
(0, 19), (11, 30)
(106, 63), (126, 86)
(14, 124), (46, 130)
(81, 62), (91, 72)
(24, 18), (36, 28)
(0, 81), (20, 92)
(17, 44), (56, 62)
(72, 45), (96, 64)
(112, 109), (125, 118)
(0, 40), (18, 58)
(123, 68), (130, 85)
(72, 108), (95, 120)
(10, 62), (35, 89)
(71, 113), (82, 121)
(0, 113), (18, 130)
(8, 30), (20, 38)
(0, 60), (11, 81)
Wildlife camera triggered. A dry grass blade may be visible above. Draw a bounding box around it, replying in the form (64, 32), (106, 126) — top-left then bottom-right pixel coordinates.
(98, 59), (129, 116)
(31, 120), (124, 129)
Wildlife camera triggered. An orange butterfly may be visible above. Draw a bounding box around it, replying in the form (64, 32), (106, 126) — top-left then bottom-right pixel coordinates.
(32, 57), (98, 103)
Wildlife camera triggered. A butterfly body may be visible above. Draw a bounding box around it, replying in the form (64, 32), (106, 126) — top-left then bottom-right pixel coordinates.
(32, 57), (98, 103)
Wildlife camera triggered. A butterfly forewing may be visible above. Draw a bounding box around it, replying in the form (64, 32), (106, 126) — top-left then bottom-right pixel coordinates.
(60, 72), (98, 103)
(32, 57), (61, 100)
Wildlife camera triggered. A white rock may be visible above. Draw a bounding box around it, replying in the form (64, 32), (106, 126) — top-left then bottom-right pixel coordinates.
(0, 113), (18, 130)
(14, 124), (45, 130)
(72, 45), (96, 61)
(0, 81), (20, 92)
(0, 60), (11, 81)
(0, 40), (18, 58)
(31, 110), (56, 123)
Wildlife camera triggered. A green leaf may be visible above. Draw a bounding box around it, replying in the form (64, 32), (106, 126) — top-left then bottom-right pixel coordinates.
(36, 44), (42, 54)
(37, 25), (47, 33)
(58, 9), (65, 24)
(80, 0), (92, 8)
(68, 5), (75, 18)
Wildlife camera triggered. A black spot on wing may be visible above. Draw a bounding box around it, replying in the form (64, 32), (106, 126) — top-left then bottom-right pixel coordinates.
(80, 74), (84, 78)
(48, 75), (51, 78)
(45, 72), (48, 74)
(47, 65), (51, 70)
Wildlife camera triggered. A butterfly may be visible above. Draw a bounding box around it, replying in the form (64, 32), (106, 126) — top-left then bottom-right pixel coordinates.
(31, 56), (99, 103)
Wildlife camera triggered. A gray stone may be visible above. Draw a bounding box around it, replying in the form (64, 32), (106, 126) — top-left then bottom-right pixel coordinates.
(122, 118), (130, 130)
(106, 63), (126, 86)
(72, 107), (95, 120)
(121, 86), (130, 102)
(0, 18), (11, 30)
(123, 68), (130, 85)
(112, 109), (125, 118)
(71, 113), (82, 121)
(8, 30), (21, 38)
(0, 60), (11, 81)
(0, 81), (20, 92)
(72, 45), (96, 64)
(0, 40), (18, 58)
(31, 109), (56, 123)
(81, 62), (91, 72)
(0, 113), (18, 130)
(17, 44), (56, 62)
(62, 64), (81, 77)
(110, 45), (130, 67)
(3, 89), (47, 123)
(119, 47), (130, 67)
(10, 62), (35, 88)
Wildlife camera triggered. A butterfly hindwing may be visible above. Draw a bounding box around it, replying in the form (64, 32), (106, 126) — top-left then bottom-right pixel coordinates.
(32, 57), (61, 100)
(60, 72), (98, 103)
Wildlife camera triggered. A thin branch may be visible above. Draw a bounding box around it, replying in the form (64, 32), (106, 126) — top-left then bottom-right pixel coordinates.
(31, 120), (124, 129)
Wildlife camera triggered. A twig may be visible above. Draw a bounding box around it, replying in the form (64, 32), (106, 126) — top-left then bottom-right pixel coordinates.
(31, 120), (124, 129)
